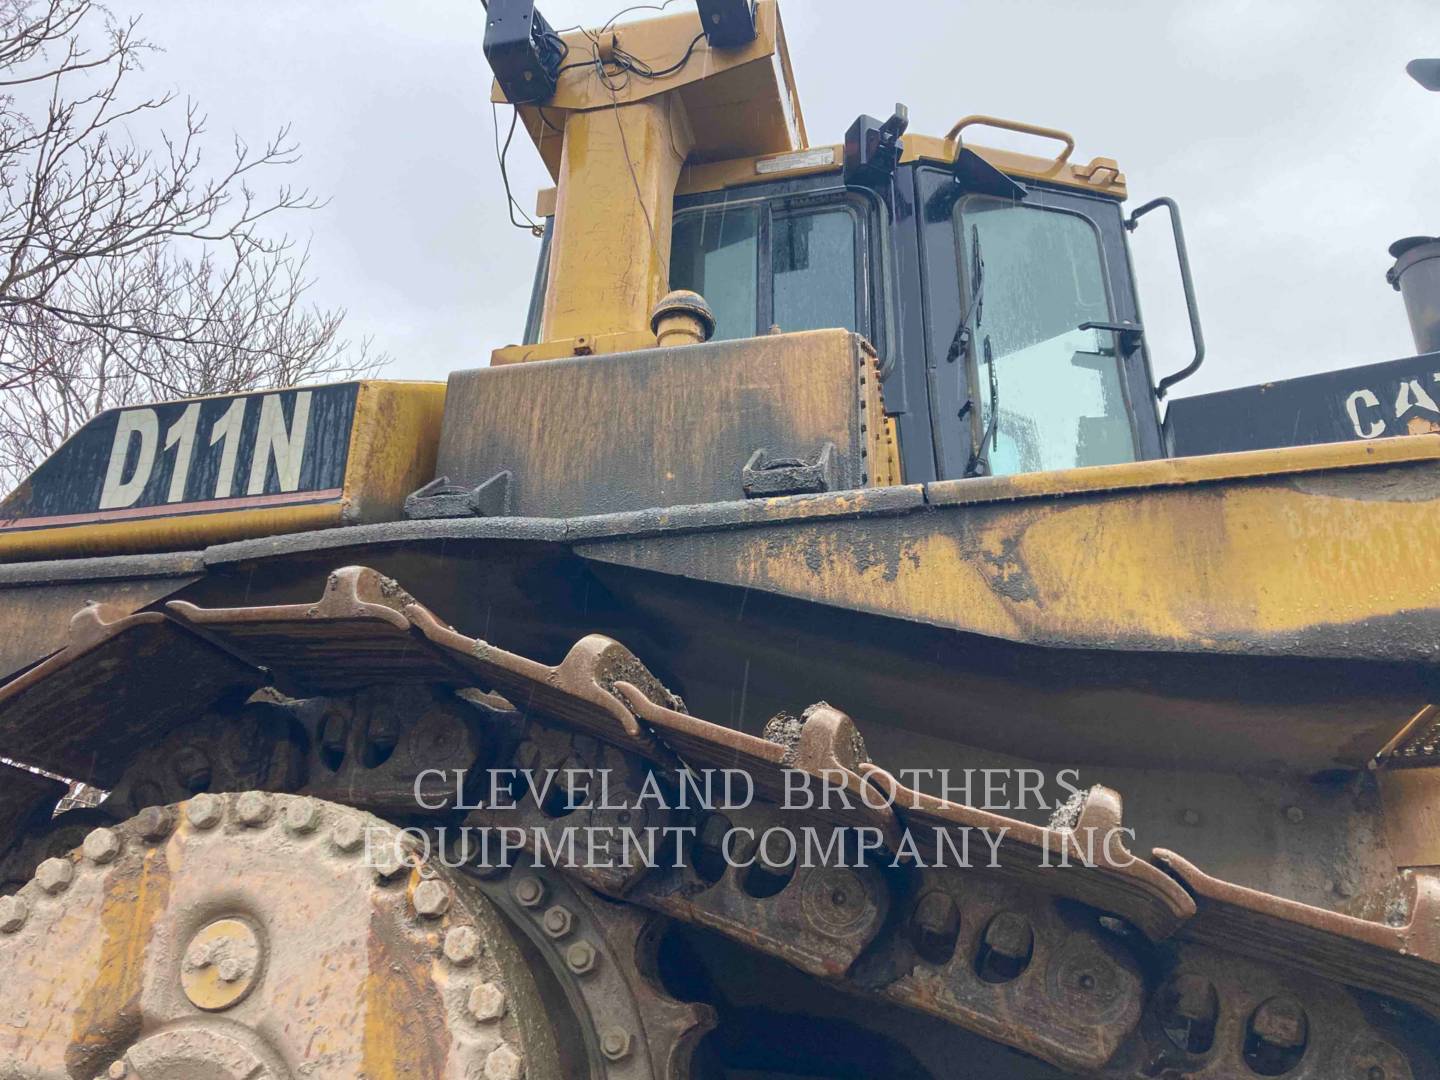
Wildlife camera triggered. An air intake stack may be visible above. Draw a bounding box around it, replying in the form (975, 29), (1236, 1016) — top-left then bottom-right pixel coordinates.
(1387, 236), (1440, 356)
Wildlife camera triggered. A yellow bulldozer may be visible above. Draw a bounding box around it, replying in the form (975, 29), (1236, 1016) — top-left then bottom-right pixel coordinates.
(2, 2), (1440, 1076)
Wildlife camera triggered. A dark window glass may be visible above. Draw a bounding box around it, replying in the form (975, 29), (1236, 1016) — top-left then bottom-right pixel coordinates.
(669, 206), (759, 341)
(772, 208), (858, 333)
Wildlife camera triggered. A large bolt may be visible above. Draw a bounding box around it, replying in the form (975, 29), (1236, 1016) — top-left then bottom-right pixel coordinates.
(186, 793), (224, 830)
(600, 1028), (633, 1061)
(484, 1044), (523, 1080)
(565, 940), (597, 975)
(978, 911), (1034, 983)
(413, 880), (450, 918)
(82, 828), (122, 865)
(1251, 995), (1308, 1049)
(467, 982), (507, 1022)
(1159, 973), (1219, 1054)
(512, 875), (545, 908)
(34, 857), (75, 895)
(282, 798), (322, 835)
(136, 805), (173, 841)
(910, 890), (960, 964)
(372, 843), (411, 881)
(542, 905), (574, 939)
(331, 816), (364, 853)
(0, 895), (29, 933)
(234, 791), (273, 827)
(443, 926), (481, 965)
(984, 912), (1034, 960)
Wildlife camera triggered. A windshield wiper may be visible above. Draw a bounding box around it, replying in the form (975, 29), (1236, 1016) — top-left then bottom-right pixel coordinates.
(946, 225), (984, 366)
(965, 336), (999, 477)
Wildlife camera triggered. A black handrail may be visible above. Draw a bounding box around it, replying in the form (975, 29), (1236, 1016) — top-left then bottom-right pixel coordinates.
(1126, 197), (1206, 399)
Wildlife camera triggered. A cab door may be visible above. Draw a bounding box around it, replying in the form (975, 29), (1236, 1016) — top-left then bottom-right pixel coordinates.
(916, 167), (1162, 480)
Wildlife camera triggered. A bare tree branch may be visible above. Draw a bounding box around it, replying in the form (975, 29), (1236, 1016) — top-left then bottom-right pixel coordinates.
(0, 0), (385, 494)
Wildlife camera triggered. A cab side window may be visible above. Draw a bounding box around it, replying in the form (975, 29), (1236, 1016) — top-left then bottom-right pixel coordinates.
(670, 194), (870, 344)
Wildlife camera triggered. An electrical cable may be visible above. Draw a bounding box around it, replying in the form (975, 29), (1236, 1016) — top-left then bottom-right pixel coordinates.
(491, 101), (545, 236)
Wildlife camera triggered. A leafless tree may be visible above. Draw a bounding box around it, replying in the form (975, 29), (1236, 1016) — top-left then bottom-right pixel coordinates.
(0, 0), (384, 492)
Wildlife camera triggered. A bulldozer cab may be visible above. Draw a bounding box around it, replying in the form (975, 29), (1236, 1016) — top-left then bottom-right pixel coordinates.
(520, 131), (1164, 485)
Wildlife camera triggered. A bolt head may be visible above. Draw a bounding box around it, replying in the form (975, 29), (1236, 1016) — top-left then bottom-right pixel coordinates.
(372, 844), (411, 881)
(1252, 996), (1308, 1049)
(235, 791), (273, 827)
(1180, 808), (1202, 826)
(1285, 805), (1305, 824)
(484, 1044), (523, 1080)
(82, 828), (121, 865)
(1168, 973), (1218, 1023)
(600, 1028), (633, 1061)
(542, 905), (573, 939)
(413, 879), (450, 918)
(443, 926), (481, 965)
(512, 875), (544, 908)
(34, 857), (75, 895)
(565, 940), (597, 975)
(0, 895), (29, 933)
(982, 912), (1034, 960)
(186, 793), (224, 830)
(136, 805), (173, 841)
(282, 798), (322, 835)
(217, 957), (244, 982)
(467, 981), (507, 1022)
(331, 816), (364, 853)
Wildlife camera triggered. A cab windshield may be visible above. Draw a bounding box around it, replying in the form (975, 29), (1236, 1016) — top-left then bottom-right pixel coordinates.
(959, 196), (1138, 475)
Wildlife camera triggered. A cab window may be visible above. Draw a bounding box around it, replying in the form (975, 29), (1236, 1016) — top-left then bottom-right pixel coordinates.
(670, 196), (868, 343)
(958, 195), (1137, 475)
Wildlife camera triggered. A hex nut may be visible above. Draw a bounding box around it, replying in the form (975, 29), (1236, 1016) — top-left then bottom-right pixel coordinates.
(0, 895), (29, 933)
(282, 798), (322, 835)
(443, 926), (481, 965)
(235, 791), (273, 827)
(413, 880), (450, 918)
(1251, 996), (1308, 1049)
(468, 981), (507, 1022)
(136, 805), (173, 841)
(600, 1028), (633, 1061)
(372, 844), (410, 881)
(983, 912), (1034, 960)
(34, 857), (75, 895)
(512, 875), (544, 908)
(331, 816), (365, 853)
(1284, 805), (1305, 825)
(565, 940), (597, 975)
(82, 828), (122, 865)
(186, 793), (224, 830)
(541, 905), (573, 939)
(484, 1044), (523, 1080)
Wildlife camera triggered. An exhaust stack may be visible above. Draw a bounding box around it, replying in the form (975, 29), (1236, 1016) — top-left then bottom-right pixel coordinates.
(1388, 236), (1440, 356)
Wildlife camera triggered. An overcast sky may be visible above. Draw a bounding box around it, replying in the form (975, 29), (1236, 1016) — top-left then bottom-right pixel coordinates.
(111, 0), (1437, 400)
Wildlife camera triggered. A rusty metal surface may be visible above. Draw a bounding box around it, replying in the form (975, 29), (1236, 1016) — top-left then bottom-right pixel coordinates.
(0, 603), (262, 785)
(473, 864), (715, 1079)
(1156, 847), (1440, 1013)
(0, 793), (561, 1078)
(0, 572), (199, 684)
(5, 568), (1440, 1075)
